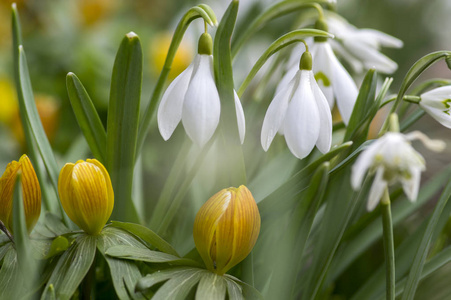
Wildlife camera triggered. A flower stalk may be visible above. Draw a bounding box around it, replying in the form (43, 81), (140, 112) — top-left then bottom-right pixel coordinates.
(381, 188), (395, 300)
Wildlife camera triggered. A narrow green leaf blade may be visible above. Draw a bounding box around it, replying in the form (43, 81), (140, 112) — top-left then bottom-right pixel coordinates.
(152, 268), (204, 300)
(136, 267), (195, 292)
(213, 0), (246, 186)
(42, 235), (97, 300)
(111, 221), (179, 256)
(401, 179), (451, 300)
(66, 73), (107, 163)
(106, 32), (142, 222)
(0, 247), (22, 299)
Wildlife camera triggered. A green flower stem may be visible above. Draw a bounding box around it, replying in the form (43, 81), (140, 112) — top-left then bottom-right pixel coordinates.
(136, 5), (217, 157)
(388, 113), (400, 133)
(231, 0), (331, 58)
(403, 95), (421, 104)
(237, 29), (331, 98)
(381, 189), (395, 300)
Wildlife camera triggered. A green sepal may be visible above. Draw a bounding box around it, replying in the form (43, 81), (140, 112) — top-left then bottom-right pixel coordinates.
(198, 33), (213, 55)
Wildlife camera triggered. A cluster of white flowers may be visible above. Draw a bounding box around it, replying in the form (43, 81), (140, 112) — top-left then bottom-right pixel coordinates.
(156, 7), (451, 213)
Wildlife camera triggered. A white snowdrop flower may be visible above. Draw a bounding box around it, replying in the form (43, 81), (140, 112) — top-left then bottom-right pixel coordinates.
(261, 51), (332, 159)
(419, 85), (451, 129)
(327, 14), (403, 74)
(351, 131), (445, 211)
(158, 33), (246, 146)
(276, 19), (358, 126)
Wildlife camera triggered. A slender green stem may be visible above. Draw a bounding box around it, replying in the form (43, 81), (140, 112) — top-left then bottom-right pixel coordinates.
(381, 189), (395, 300)
(388, 113), (400, 133)
(81, 257), (96, 300)
(403, 95), (421, 104)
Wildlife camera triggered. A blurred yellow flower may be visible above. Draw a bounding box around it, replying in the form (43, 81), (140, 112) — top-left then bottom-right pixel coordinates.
(0, 154), (41, 233)
(58, 159), (114, 235)
(193, 185), (261, 275)
(79, 0), (116, 26)
(150, 33), (193, 80)
(0, 77), (18, 125)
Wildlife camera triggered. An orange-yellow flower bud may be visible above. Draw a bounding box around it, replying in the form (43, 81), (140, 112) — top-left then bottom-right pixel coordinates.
(0, 154), (41, 233)
(193, 185), (261, 275)
(58, 159), (114, 235)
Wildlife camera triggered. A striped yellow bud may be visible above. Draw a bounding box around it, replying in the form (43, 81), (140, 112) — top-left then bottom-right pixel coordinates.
(58, 159), (114, 235)
(193, 185), (261, 275)
(0, 154), (41, 233)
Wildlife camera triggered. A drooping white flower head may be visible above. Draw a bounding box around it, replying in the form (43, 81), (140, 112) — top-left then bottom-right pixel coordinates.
(276, 19), (358, 126)
(326, 13), (403, 74)
(261, 51), (332, 159)
(351, 131), (445, 211)
(419, 85), (451, 128)
(158, 33), (246, 146)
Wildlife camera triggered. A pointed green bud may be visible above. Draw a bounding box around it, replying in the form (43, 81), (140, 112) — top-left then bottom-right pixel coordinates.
(198, 33), (213, 55)
(314, 19), (329, 42)
(300, 51), (313, 71)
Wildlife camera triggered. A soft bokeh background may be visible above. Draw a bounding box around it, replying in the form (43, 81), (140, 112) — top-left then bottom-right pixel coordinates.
(1, 0), (451, 297)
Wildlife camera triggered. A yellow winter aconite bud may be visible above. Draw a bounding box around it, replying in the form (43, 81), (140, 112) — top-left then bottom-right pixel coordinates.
(0, 154), (41, 233)
(193, 185), (261, 275)
(58, 159), (114, 235)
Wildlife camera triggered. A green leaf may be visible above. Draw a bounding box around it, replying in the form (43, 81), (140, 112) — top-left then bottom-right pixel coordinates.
(237, 28), (333, 97)
(232, 0), (333, 57)
(106, 245), (201, 267)
(152, 268), (204, 300)
(225, 278), (244, 300)
(137, 4), (217, 154)
(344, 69), (378, 143)
(111, 221), (179, 256)
(213, 0), (246, 186)
(387, 246), (451, 299)
(225, 275), (264, 300)
(136, 267), (195, 292)
(97, 226), (147, 300)
(106, 32), (142, 222)
(257, 141), (352, 214)
(11, 5), (65, 218)
(401, 179), (451, 300)
(42, 234), (96, 300)
(44, 236), (70, 259)
(66, 73), (107, 163)
(327, 166), (451, 283)
(266, 163), (330, 299)
(0, 247), (22, 299)
(195, 272), (227, 300)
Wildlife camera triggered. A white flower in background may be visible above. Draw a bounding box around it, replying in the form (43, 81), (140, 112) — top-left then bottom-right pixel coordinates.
(351, 131), (445, 211)
(261, 51), (332, 159)
(326, 13), (403, 74)
(419, 85), (451, 128)
(158, 33), (246, 146)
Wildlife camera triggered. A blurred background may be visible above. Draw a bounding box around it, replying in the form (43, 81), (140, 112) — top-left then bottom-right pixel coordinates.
(1, 0), (451, 298)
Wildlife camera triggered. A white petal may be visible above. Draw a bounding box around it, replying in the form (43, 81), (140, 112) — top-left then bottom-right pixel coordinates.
(182, 55), (220, 147)
(343, 39), (398, 74)
(234, 90), (246, 144)
(261, 72), (299, 151)
(419, 104), (451, 129)
(308, 71), (332, 153)
(359, 29), (404, 48)
(329, 39), (364, 74)
(326, 43), (358, 125)
(351, 141), (380, 190)
(275, 65), (298, 96)
(421, 85), (451, 101)
(367, 167), (387, 211)
(405, 131), (446, 152)
(157, 57), (196, 140)
(401, 166), (421, 202)
(283, 70), (320, 159)
(311, 42), (335, 108)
